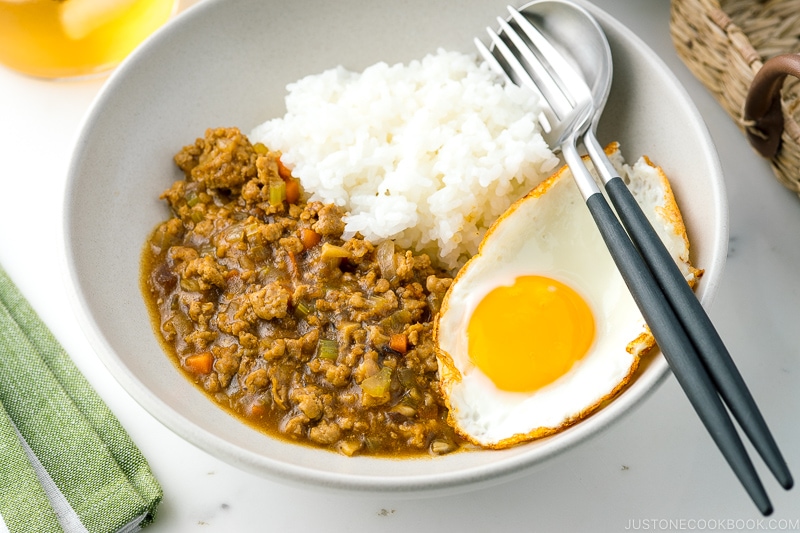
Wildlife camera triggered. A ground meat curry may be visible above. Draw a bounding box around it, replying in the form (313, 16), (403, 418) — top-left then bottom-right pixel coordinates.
(142, 127), (465, 457)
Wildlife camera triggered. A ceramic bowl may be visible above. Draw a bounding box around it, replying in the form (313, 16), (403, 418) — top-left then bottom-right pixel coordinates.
(63, 0), (728, 495)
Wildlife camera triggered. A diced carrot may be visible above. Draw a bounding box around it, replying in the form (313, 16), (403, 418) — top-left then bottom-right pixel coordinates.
(299, 228), (321, 249)
(185, 352), (214, 374)
(249, 403), (267, 418)
(287, 250), (299, 279)
(276, 156), (300, 203)
(277, 158), (293, 181)
(389, 333), (408, 354)
(285, 177), (301, 204)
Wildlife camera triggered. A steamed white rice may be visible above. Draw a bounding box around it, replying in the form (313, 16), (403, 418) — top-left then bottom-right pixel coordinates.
(250, 49), (559, 269)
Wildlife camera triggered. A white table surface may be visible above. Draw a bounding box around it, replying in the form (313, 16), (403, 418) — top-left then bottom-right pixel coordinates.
(2, 0), (799, 531)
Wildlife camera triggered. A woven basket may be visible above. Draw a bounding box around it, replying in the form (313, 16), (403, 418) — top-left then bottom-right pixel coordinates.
(670, 0), (800, 194)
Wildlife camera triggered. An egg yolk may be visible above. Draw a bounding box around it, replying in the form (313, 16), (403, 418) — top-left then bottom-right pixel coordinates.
(467, 275), (595, 392)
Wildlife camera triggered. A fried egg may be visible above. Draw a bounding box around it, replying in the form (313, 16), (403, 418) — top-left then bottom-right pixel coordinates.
(434, 143), (701, 448)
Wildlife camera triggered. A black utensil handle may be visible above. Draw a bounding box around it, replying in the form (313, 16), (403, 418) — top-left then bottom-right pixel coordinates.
(585, 192), (772, 515)
(604, 176), (793, 490)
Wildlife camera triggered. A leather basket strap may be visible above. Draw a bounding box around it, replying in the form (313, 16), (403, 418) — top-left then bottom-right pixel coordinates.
(744, 53), (800, 158)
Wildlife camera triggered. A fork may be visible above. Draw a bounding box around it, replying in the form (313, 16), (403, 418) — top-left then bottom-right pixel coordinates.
(475, 5), (787, 515)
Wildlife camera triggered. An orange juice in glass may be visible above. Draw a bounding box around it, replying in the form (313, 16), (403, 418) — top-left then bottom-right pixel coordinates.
(0, 0), (177, 79)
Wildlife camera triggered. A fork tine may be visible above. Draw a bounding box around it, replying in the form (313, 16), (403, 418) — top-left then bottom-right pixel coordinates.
(474, 36), (555, 135)
(473, 37), (509, 80)
(493, 16), (573, 119)
(506, 6), (593, 104)
(483, 28), (545, 100)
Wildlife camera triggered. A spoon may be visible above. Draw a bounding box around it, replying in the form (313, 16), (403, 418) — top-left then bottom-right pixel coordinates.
(514, 0), (615, 179)
(516, 0), (793, 496)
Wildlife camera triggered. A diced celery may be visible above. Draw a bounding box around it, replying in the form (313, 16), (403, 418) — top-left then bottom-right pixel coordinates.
(185, 189), (199, 207)
(294, 302), (311, 318)
(396, 367), (416, 388)
(361, 366), (392, 397)
(318, 338), (338, 360)
(269, 180), (286, 206)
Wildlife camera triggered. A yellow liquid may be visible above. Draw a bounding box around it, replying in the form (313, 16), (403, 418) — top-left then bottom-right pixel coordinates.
(0, 0), (176, 79)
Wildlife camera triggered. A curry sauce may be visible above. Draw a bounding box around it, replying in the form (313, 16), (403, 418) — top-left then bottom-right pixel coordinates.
(141, 127), (465, 457)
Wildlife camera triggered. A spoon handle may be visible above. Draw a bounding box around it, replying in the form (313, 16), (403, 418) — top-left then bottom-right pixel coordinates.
(583, 131), (793, 491)
(562, 142), (772, 515)
(584, 191), (774, 515)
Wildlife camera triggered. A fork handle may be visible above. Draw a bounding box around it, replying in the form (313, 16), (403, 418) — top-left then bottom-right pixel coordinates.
(603, 176), (793, 490)
(584, 191), (771, 515)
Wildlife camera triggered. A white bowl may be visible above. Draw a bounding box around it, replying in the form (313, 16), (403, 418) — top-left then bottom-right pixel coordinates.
(63, 0), (727, 495)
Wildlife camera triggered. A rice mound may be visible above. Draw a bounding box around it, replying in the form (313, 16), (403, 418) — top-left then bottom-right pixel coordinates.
(250, 49), (559, 270)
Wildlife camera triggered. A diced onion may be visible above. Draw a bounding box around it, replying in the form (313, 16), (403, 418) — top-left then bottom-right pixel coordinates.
(225, 225), (244, 242)
(376, 240), (396, 280)
(320, 243), (351, 259)
(390, 403), (417, 417)
(244, 222), (261, 239)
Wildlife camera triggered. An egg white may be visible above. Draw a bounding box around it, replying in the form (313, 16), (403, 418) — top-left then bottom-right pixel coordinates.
(435, 145), (700, 448)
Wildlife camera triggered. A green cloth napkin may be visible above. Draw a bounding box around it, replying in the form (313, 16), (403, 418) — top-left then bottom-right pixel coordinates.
(0, 265), (162, 533)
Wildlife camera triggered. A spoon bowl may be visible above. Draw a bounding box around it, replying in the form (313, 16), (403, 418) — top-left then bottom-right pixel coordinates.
(518, 0), (612, 133)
